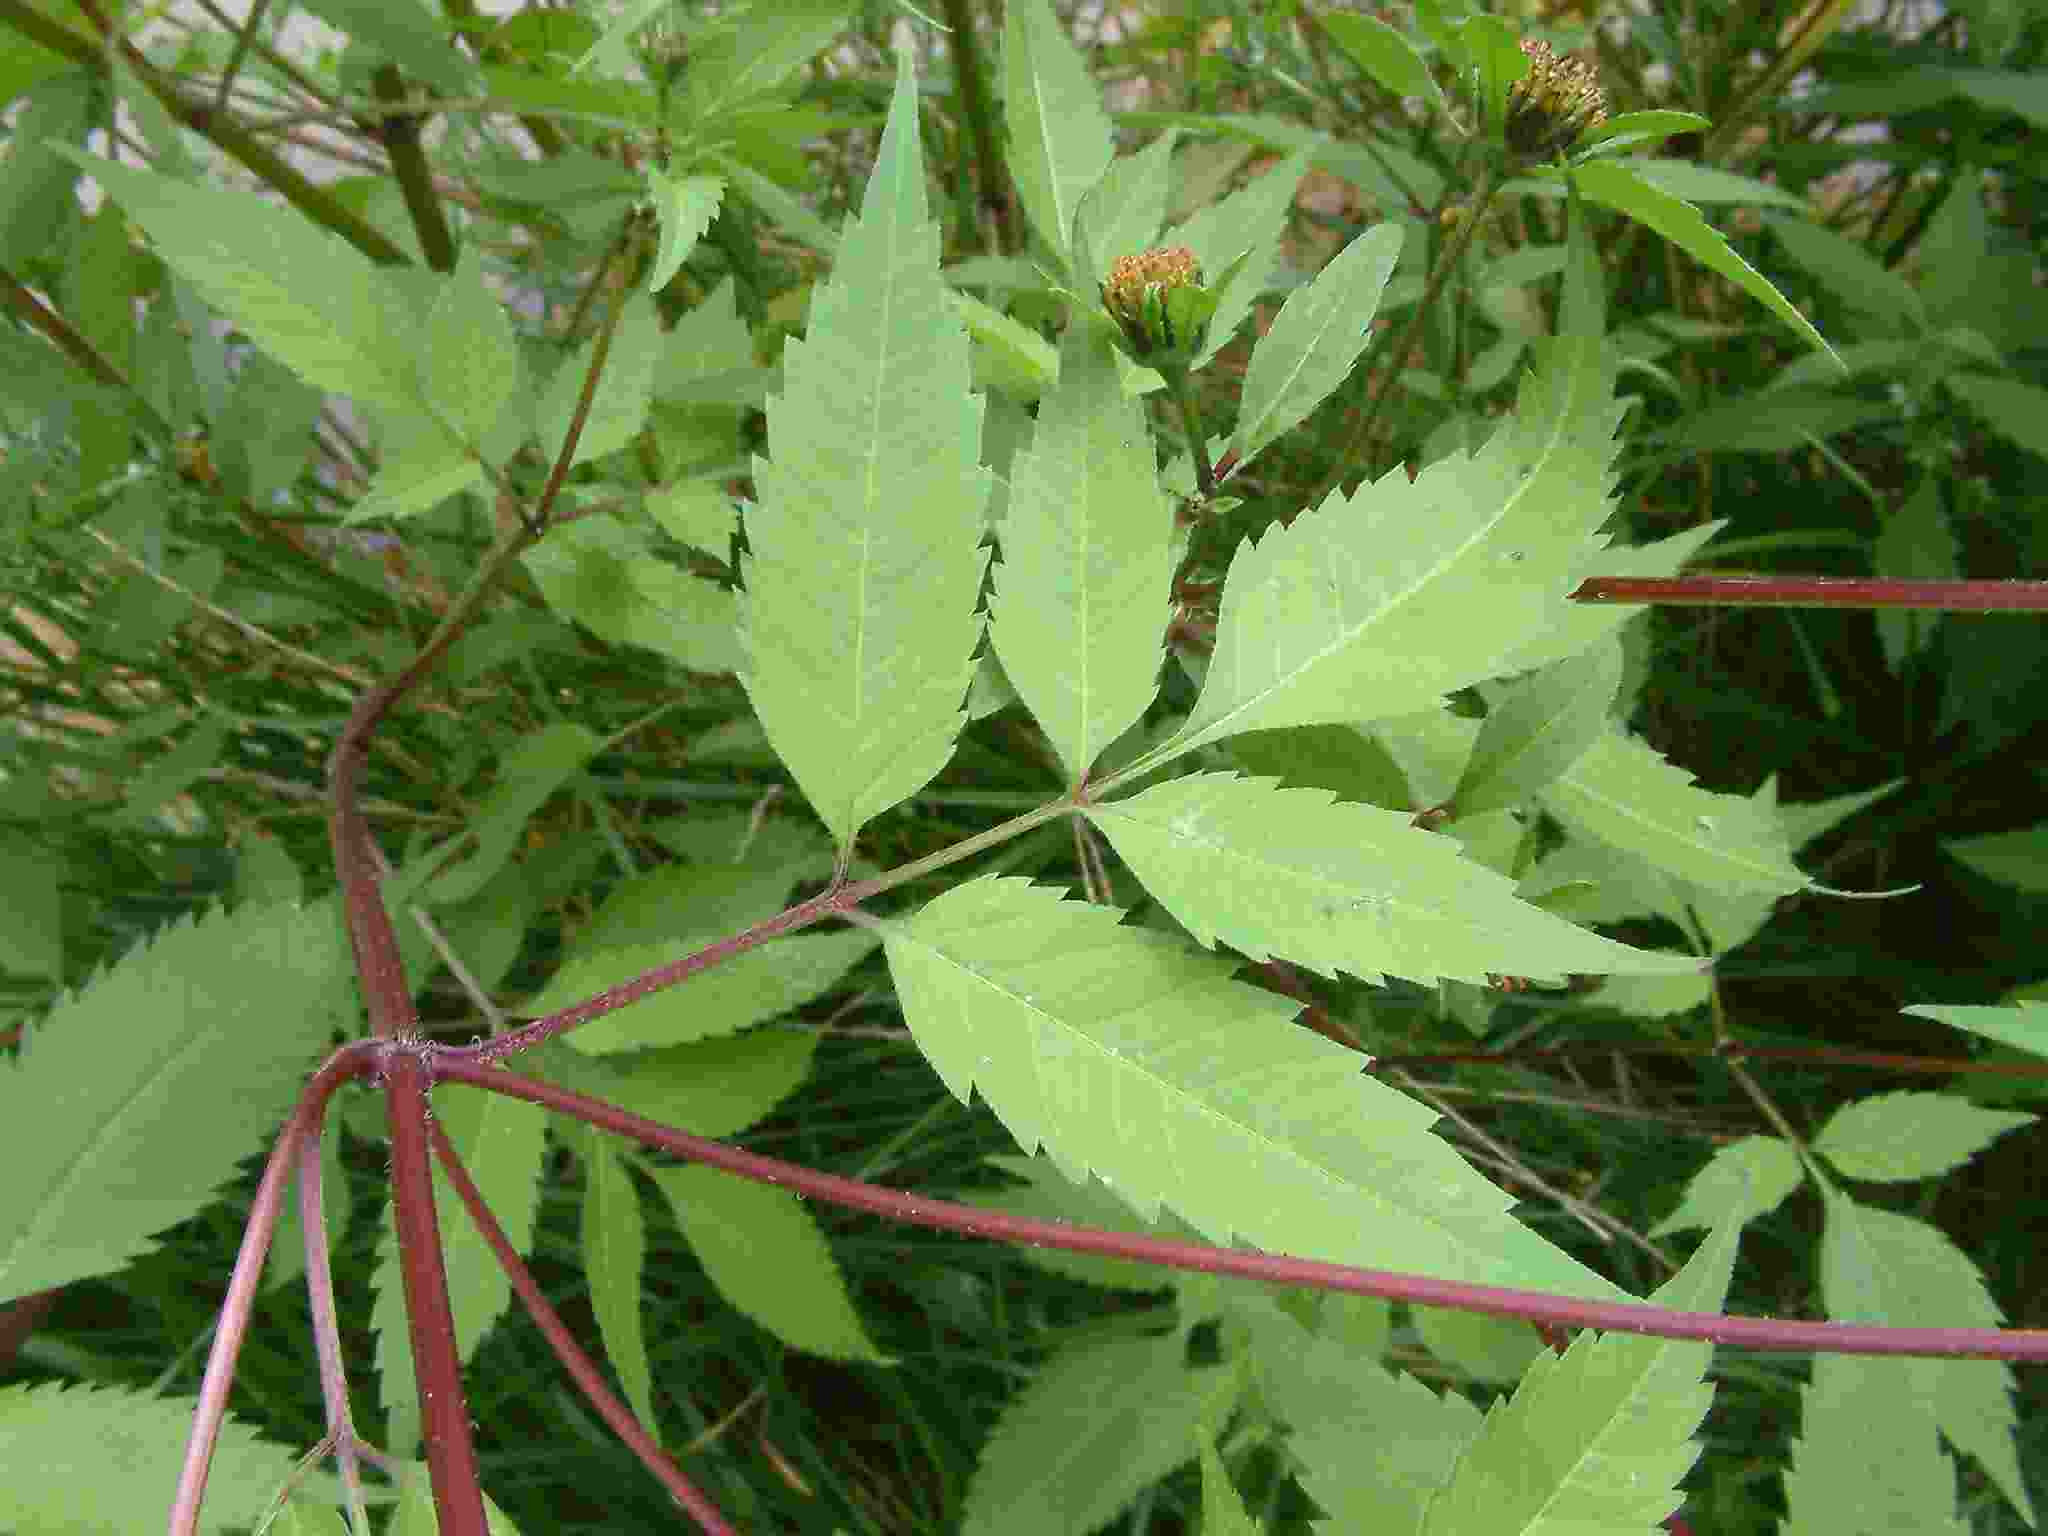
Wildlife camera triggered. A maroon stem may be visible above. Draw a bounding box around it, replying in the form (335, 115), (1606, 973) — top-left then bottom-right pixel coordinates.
(1371, 1040), (2048, 1080)
(428, 1122), (738, 1536)
(1571, 574), (2048, 612)
(171, 1044), (380, 1536)
(434, 1059), (2048, 1365)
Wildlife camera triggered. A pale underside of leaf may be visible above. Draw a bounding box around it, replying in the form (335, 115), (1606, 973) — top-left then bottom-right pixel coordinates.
(1003, 0), (1114, 271)
(0, 901), (343, 1301)
(1818, 1189), (2035, 1525)
(883, 877), (1628, 1301)
(1130, 338), (1626, 777)
(1540, 726), (1808, 897)
(739, 55), (989, 847)
(1416, 1207), (1739, 1536)
(991, 322), (1171, 782)
(1087, 772), (1698, 986)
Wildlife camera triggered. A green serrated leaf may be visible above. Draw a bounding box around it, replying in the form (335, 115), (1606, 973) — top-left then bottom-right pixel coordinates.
(372, 1070), (546, 1454)
(1231, 223), (1402, 469)
(1813, 1091), (2032, 1182)
(645, 171), (724, 293)
(1782, 1353), (1973, 1536)
(0, 1382), (311, 1532)
(649, 1163), (887, 1361)
(1651, 1135), (1803, 1235)
(1003, 0), (1114, 270)
(1088, 772), (1696, 986)
(1418, 1205), (1741, 1536)
(1121, 339), (1625, 774)
(882, 877), (1628, 1300)
(346, 445), (485, 525)
(1454, 637), (1622, 815)
(58, 150), (418, 408)
(1540, 725), (1808, 898)
(1819, 1189), (2035, 1526)
(991, 321), (1170, 782)
(1412, 1304), (1544, 1384)
(0, 902), (343, 1301)
(523, 514), (741, 674)
(1272, 1332), (1483, 1533)
(738, 54), (989, 848)
(674, 0), (852, 119)
(1573, 160), (1840, 366)
(419, 244), (520, 445)
(581, 1128), (656, 1431)
(962, 1333), (1217, 1536)
(536, 291), (662, 467)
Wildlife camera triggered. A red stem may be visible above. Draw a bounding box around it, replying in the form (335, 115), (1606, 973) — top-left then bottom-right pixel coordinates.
(1571, 574), (2048, 611)
(433, 1059), (2048, 1365)
(428, 1122), (738, 1536)
(171, 1044), (379, 1536)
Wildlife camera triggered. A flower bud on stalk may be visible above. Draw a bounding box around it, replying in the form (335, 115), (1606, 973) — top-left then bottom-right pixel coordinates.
(1099, 246), (1216, 369)
(1502, 39), (1609, 163)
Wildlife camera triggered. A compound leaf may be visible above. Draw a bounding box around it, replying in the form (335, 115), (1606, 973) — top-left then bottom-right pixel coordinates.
(0, 901), (343, 1302)
(882, 877), (1627, 1301)
(1813, 1091), (2032, 1182)
(991, 320), (1171, 782)
(1088, 772), (1696, 986)
(738, 53), (989, 848)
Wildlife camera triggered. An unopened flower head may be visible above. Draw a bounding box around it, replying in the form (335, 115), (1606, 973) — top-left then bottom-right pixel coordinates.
(1503, 39), (1608, 162)
(1100, 245), (1211, 365)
